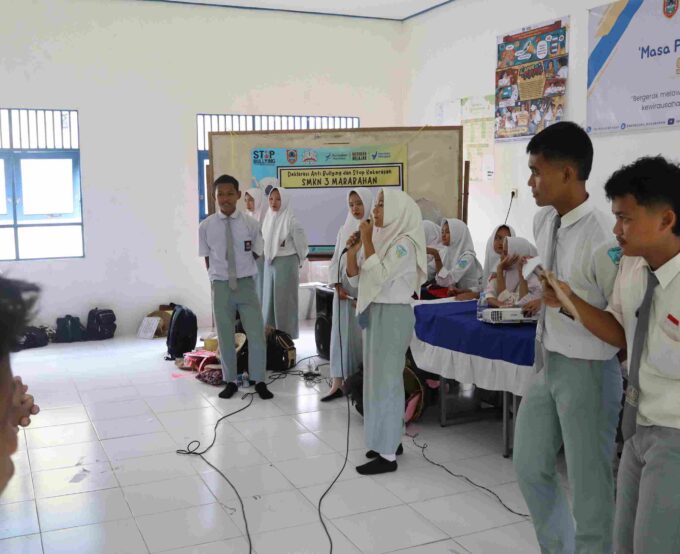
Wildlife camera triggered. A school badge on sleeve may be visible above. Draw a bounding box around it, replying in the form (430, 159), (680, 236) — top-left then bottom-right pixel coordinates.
(457, 259), (469, 269)
(395, 244), (408, 258)
(607, 246), (622, 266)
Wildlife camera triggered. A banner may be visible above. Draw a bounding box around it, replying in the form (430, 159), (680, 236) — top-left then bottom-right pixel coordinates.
(251, 145), (406, 191)
(461, 95), (495, 183)
(495, 17), (570, 141)
(587, 0), (680, 134)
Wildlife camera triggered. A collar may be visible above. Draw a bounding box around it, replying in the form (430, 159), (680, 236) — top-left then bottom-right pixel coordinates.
(648, 251), (680, 290)
(217, 209), (240, 221)
(559, 196), (593, 228)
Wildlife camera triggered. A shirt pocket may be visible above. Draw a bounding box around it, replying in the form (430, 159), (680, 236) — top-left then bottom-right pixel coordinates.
(648, 325), (680, 379)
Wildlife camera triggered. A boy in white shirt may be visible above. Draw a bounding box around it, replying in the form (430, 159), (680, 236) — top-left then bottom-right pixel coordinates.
(199, 175), (273, 400)
(543, 156), (680, 554)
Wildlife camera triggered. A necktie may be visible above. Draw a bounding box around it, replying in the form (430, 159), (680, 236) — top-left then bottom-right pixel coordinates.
(621, 268), (659, 441)
(536, 215), (561, 344)
(225, 217), (238, 291)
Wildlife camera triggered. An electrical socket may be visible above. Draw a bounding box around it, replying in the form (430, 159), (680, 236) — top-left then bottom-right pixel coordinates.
(511, 188), (518, 198)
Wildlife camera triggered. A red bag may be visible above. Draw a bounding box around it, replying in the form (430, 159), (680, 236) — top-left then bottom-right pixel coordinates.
(180, 350), (219, 372)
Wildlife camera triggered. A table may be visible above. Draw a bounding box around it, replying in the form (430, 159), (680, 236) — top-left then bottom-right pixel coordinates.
(410, 298), (537, 456)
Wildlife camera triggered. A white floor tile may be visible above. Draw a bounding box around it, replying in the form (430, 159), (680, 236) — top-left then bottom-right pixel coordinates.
(442, 454), (518, 488)
(334, 505), (448, 554)
(191, 442), (269, 474)
(42, 519), (147, 554)
(29, 406), (89, 429)
(11, 452), (31, 476)
(274, 452), (356, 488)
(85, 399), (153, 421)
(0, 473), (35, 505)
(225, 490), (318, 534)
(390, 539), (470, 553)
(369, 465), (472, 503)
(145, 394), (211, 413)
(32, 463), (118, 499)
(37, 488), (132, 532)
(234, 415), (308, 441)
(135, 381), (200, 398)
(488, 482), (531, 516)
(0, 501), (40, 540)
(300, 477), (402, 519)
(200, 463), (292, 501)
(28, 441), (108, 472)
(100, 432), (176, 460)
(25, 422), (98, 449)
(252, 521), (361, 554)
(0, 533), (44, 554)
(79, 386), (141, 405)
(313, 426), (367, 452)
(123, 475), (216, 516)
(455, 521), (540, 553)
(295, 408), (363, 433)
(111, 452), (197, 487)
(135, 504), (241, 553)
(156, 407), (224, 431)
(159, 538), (250, 553)
(410, 491), (526, 538)
(92, 414), (164, 440)
(250, 432), (335, 462)
(219, 399), (286, 422)
(273, 393), (346, 415)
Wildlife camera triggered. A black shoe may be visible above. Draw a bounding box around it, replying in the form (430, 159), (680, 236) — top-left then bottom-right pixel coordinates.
(321, 389), (343, 402)
(255, 382), (274, 400)
(218, 382), (238, 399)
(366, 443), (403, 459)
(356, 457), (397, 475)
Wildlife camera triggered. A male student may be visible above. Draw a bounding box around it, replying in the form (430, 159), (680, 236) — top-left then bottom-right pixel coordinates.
(543, 156), (680, 554)
(513, 122), (622, 554)
(0, 277), (41, 495)
(199, 174), (273, 400)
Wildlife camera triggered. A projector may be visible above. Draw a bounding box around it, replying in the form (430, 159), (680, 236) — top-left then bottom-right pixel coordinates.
(481, 307), (537, 324)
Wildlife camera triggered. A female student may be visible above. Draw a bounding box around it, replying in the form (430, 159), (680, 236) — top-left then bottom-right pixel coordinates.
(346, 188), (427, 475)
(430, 218), (483, 294)
(244, 188), (268, 302)
(482, 223), (515, 285)
(422, 220), (442, 281)
(485, 236), (541, 307)
(261, 186), (309, 339)
(323, 188), (373, 402)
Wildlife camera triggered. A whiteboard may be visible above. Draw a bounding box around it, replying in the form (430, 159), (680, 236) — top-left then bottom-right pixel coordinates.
(209, 127), (463, 253)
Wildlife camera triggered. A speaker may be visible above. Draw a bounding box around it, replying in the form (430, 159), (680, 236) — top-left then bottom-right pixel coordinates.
(315, 285), (334, 359)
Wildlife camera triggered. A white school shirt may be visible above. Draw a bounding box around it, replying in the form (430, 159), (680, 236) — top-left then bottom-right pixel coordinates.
(267, 218), (309, 262)
(348, 237), (417, 305)
(534, 198), (619, 360)
(435, 251), (482, 291)
(198, 210), (263, 282)
(606, 253), (680, 430)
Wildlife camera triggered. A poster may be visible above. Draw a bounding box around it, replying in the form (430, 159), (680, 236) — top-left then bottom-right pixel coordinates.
(251, 145), (407, 192)
(461, 96), (495, 182)
(495, 17), (570, 141)
(587, 0), (680, 134)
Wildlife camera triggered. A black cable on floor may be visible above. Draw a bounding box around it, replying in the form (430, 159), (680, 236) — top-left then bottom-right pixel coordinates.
(406, 433), (530, 518)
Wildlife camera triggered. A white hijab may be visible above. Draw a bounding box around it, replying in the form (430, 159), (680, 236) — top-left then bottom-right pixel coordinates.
(483, 224), (516, 284)
(441, 218), (476, 268)
(357, 188), (427, 315)
(244, 188), (268, 224)
(502, 236), (538, 292)
(338, 188), (374, 249)
(262, 186), (295, 262)
(422, 220), (442, 247)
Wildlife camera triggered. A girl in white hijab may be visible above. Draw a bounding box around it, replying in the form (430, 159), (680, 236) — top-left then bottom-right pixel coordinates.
(323, 188), (373, 402)
(244, 188), (269, 302)
(346, 188), (427, 475)
(261, 187), (309, 339)
(432, 218), (483, 294)
(483, 224), (516, 285)
(422, 220), (443, 281)
(485, 236), (542, 307)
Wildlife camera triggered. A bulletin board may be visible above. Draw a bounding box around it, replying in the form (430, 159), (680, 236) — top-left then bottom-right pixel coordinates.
(209, 127), (464, 253)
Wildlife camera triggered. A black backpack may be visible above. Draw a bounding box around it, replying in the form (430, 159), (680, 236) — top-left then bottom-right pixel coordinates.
(17, 326), (49, 350)
(266, 329), (296, 372)
(166, 305), (197, 359)
(55, 316), (85, 343)
(86, 308), (117, 340)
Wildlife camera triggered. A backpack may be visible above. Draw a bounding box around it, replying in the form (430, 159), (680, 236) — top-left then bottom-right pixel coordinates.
(266, 328), (296, 372)
(166, 305), (198, 359)
(55, 316), (85, 343)
(86, 308), (117, 340)
(17, 326), (49, 350)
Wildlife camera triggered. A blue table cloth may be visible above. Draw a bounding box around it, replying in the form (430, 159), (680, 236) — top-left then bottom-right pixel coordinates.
(414, 301), (536, 367)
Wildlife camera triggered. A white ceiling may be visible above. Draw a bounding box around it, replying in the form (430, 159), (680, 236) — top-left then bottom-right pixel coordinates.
(142, 0), (454, 21)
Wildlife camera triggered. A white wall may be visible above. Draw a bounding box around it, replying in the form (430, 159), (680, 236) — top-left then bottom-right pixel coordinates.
(403, 0), (680, 259)
(0, 0), (405, 334)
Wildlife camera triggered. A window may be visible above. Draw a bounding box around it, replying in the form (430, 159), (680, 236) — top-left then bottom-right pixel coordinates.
(0, 108), (83, 260)
(196, 113), (360, 220)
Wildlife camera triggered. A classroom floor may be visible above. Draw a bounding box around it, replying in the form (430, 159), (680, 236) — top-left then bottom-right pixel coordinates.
(0, 321), (561, 553)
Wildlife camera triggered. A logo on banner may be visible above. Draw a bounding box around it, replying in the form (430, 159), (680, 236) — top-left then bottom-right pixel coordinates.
(352, 151), (367, 161)
(664, 0), (678, 18)
(286, 150), (298, 164)
(302, 150), (317, 163)
(253, 150), (276, 165)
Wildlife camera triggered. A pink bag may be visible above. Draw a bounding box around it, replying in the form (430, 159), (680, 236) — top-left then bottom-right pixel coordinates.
(180, 350), (219, 373)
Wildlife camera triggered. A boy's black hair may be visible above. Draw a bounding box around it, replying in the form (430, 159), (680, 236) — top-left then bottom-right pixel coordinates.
(605, 156), (680, 236)
(213, 174), (239, 192)
(0, 277), (40, 359)
(526, 121), (594, 181)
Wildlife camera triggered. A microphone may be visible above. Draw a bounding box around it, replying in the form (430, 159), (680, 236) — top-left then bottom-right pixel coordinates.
(341, 219), (371, 255)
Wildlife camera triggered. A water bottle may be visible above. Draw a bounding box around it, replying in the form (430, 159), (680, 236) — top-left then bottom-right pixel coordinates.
(476, 292), (487, 321)
(242, 371), (251, 388)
